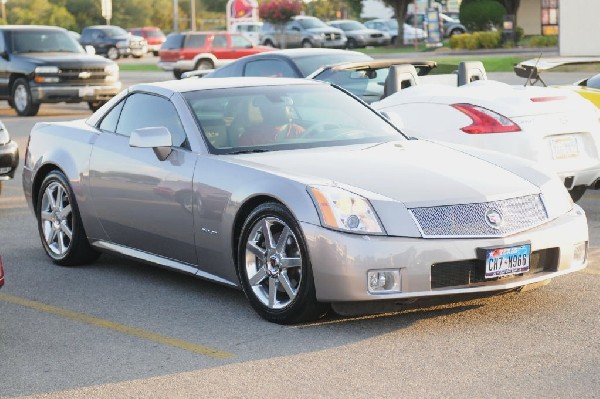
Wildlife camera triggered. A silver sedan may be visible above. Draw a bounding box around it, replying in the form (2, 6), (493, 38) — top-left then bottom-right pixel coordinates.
(22, 78), (588, 323)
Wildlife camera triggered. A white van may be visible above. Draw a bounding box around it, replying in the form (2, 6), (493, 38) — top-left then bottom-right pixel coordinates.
(231, 21), (263, 45)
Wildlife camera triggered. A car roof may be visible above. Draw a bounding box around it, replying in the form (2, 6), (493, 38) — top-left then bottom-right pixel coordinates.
(0, 25), (67, 31)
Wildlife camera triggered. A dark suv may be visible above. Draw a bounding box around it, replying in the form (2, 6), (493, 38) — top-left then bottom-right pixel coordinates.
(0, 25), (121, 116)
(80, 25), (147, 60)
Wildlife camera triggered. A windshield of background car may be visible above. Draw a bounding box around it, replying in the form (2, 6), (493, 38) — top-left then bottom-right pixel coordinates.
(387, 20), (399, 29)
(294, 53), (372, 76)
(105, 27), (128, 37)
(298, 18), (329, 29)
(337, 21), (367, 31)
(9, 30), (83, 53)
(183, 84), (403, 154)
(146, 30), (165, 38)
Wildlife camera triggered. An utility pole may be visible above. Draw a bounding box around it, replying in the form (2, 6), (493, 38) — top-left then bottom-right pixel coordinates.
(174, 0), (179, 32)
(190, 0), (196, 31)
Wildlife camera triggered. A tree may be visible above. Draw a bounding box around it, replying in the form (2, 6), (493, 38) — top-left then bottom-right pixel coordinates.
(7, 0), (77, 30)
(382, 0), (411, 47)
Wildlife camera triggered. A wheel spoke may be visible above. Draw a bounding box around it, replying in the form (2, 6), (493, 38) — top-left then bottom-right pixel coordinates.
(60, 204), (72, 219)
(56, 185), (64, 209)
(60, 222), (73, 240)
(58, 232), (66, 254)
(275, 226), (291, 254)
(46, 227), (57, 246)
(246, 241), (266, 259)
(40, 211), (53, 221)
(279, 256), (301, 269)
(260, 219), (275, 250)
(268, 278), (278, 308)
(45, 187), (57, 209)
(278, 273), (297, 301)
(248, 266), (268, 286)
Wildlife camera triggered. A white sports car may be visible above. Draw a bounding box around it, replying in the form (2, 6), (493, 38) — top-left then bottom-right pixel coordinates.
(313, 60), (600, 202)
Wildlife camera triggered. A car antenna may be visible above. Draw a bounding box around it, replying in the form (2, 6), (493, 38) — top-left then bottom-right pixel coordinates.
(526, 53), (545, 87)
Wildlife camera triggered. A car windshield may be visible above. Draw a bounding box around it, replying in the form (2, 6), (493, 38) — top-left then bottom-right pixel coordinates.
(104, 27), (128, 37)
(337, 21), (366, 31)
(294, 53), (372, 76)
(10, 30), (84, 53)
(387, 20), (399, 29)
(183, 84), (403, 154)
(298, 18), (328, 29)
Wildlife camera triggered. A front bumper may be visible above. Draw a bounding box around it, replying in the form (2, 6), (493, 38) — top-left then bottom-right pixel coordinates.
(30, 82), (121, 104)
(0, 140), (19, 180)
(302, 205), (588, 303)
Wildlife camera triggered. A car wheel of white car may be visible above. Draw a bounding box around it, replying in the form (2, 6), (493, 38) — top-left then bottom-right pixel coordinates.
(107, 46), (119, 60)
(12, 78), (40, 117)
(238, 202), (328, 324)
(37, 171), (100, 266)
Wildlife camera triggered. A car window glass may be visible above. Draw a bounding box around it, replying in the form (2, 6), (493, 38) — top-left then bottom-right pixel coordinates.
(244, 60), (296, 78)
(115, 93), (187, 147)
(231, 35), (251, 48)
(185, 34), (206, 48)
(98, 99), (125, 132)
(213, 34), (227, 47)
(10, 30), (83, 53)
(586, 74), (600, 90)
(163, 33), (184, 49)
(286, 23), (300, 32)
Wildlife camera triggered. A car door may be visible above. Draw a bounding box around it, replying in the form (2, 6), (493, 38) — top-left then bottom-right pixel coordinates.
(210, 33), (230, 61)
(229, 34), (257, 59)
(285, 22), (302, 47)
(0, 32), (9, 98)
(88, 92), (198, 265)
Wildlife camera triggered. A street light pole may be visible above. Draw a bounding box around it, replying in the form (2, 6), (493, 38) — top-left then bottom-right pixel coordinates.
(190, 0), (196, 31)
(174, 0), (178, 32)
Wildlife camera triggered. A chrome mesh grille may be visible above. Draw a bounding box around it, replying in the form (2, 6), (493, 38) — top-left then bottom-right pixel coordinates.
(409, 194), (548, 238)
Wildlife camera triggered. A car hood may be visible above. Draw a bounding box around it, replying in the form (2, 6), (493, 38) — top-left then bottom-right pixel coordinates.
(228, 139), (539, 208)
(374, 80), (595, 118)
(13, 53), (113, 67)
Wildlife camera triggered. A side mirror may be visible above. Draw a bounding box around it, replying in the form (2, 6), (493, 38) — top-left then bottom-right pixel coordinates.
(129, 126), (173, 161)
(0, 50), (8, 61)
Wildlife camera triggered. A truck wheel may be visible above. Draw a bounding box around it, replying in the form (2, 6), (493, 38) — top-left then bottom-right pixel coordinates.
(195, 59), (214, 70)
(301, 39), (313, 48)
(12, 78), (40, 117)
(173, 70), (183, 79)
(107, 47), (120, 60)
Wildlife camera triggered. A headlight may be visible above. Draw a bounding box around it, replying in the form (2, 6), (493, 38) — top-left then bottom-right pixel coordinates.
(309, 186), (384, 234)
(104, 63), (119, 74)
(116, 40), (128, 48)
(34, 66), (59, 74)
(0, 126), (8, 145)
(540, 177), (573, 219)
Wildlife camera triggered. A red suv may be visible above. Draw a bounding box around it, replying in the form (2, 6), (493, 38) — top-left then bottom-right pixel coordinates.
(158, 31), (273, 79)
(128, 27), (166, 56)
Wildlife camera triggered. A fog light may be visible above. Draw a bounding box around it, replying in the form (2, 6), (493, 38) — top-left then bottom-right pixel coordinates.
(572, 241), (588, 266)
(367, 270), (401, 294)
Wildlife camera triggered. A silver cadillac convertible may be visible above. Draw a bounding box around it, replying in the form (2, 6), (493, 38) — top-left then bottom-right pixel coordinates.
(23, 78), (588, 324)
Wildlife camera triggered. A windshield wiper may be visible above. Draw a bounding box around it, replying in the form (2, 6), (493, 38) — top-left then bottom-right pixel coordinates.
(228, 149), (270, 154)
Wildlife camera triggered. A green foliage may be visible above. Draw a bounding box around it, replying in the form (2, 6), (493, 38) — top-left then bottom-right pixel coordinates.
(515, 25), (524, 42)
(459, 0), (507, 32)
(259, 0), (303, 24)
(528, 35), (558, 47)
(448, 31), (502, 49)
(8, 0), (77, 30)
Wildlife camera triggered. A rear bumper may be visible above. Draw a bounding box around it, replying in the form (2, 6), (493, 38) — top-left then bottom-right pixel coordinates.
(30, 82), (121, 104)
(0, 140), (18, 180)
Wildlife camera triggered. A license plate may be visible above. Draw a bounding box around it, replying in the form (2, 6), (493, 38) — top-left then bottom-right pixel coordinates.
(78, 87), (95, 97)
(550, 136), (579, 159)
(485, 244), (530, 278)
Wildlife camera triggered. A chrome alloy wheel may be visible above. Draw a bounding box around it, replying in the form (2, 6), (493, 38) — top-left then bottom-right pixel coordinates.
(40, 181), (73, 257)
(244, 217), (303, 310)
(13, 84), (28, 113)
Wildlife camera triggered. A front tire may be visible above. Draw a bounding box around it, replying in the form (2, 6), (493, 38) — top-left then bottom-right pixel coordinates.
(301, 39), (313, 48)
(347, 38), (358, 49)
(36, 171), (100, 266)
(12, 78), (40, 117)
(569, 186), (586, 202)
(237, 202), (328, 324)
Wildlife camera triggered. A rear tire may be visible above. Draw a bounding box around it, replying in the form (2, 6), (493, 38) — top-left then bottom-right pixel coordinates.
(107, 46), (120, 60)
(173, 70), (183, 79)
(195, 59), (214, 70)
(264, 39), (276, 48)
(301, 39), (313, 48)
(237, 202), (328, 324)
(36, 171), (100, 266)
(347, 38), (358, 49)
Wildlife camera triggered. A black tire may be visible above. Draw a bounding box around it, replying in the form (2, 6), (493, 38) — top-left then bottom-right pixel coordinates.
(237, 202), (328, 324)
(391, 35), (397, 45)
(106, 46), (120, 60)
(152, 51), (159, 56)
(264, 39), (276, 48)
(173, 70), (183, 79)
(347, 38), (358, 49)
(569, 186), (586, 202)
(449, 29), (464, 37)
(195, 59), (214, 70)
(87, 101), (106, 112)
(12, 78), (40, 117)
(36, 170), (100, 266)
(301, 39), (313, 48)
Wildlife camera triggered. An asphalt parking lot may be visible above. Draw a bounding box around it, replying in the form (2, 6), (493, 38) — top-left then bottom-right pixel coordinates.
(0, 69), (599, 398)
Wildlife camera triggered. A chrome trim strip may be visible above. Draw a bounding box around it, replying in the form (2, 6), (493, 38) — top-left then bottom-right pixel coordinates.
(92, 241), (238, 287)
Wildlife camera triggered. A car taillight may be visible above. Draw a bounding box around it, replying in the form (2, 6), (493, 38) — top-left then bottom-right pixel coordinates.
(451, 103), (521, 134)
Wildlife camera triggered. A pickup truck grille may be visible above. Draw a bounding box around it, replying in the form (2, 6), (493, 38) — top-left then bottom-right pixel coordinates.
(58, 68), (109, 84)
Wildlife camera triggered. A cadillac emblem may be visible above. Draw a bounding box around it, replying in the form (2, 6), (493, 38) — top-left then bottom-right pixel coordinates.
(485, 209), (504, 229)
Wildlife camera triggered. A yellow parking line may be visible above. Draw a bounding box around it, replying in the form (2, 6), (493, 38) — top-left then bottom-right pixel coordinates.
(0, 292), (233, 359)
